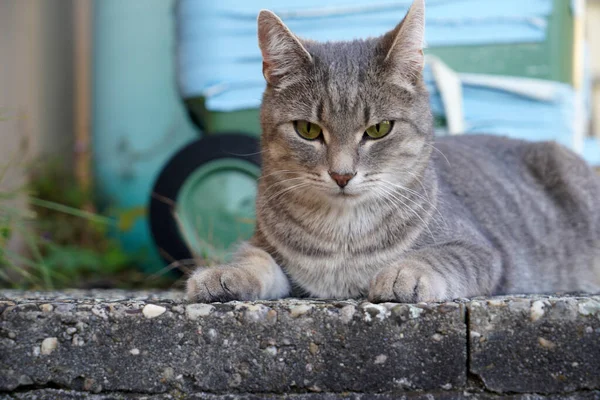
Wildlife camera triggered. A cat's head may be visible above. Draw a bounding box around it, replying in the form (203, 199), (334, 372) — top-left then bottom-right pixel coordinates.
(257, 0), (433, 204)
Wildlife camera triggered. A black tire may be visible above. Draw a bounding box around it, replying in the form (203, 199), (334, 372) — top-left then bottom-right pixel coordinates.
(149, 134), (261, 271)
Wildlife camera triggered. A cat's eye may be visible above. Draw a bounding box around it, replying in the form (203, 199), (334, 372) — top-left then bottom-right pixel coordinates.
(294, 120), (322, 140)
(365, 120), (393, 139)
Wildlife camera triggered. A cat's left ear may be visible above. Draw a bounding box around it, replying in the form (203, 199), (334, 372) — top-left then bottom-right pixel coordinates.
(379, 0), (425, 84)
(257, 10), (313, 87)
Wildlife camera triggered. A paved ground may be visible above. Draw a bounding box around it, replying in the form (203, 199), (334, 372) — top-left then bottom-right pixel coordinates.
(0, 290), (599, 399)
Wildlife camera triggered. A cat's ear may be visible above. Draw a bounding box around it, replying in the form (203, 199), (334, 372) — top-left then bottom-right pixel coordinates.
(257, 10), (312, 87)
(379, 0), (425, 83)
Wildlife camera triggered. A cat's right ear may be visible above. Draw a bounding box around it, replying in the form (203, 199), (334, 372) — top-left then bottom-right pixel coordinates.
(257, 10), (312, 87)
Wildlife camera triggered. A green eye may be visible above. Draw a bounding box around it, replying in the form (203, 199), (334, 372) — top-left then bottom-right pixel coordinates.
(294, 120), (322, 140)
(365, 120), (393, 139)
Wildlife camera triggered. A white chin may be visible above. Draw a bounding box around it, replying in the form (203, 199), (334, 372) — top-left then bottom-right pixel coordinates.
(331, 189), (361, 199)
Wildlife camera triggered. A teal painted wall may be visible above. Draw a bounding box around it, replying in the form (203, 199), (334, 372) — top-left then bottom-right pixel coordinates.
(93, 0), (198, 272)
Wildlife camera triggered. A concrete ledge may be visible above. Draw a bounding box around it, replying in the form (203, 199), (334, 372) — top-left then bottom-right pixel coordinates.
(1, 388), (600, 400)
(469, 298), (600, 393)
(0, 291), (599, 399)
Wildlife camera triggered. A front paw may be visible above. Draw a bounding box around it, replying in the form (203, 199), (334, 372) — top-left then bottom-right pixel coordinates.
(368, 262), (448, 303)
(186, 267), (262, 302)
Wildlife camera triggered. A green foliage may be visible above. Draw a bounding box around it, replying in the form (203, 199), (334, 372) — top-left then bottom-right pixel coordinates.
(0, 159), (175, 290)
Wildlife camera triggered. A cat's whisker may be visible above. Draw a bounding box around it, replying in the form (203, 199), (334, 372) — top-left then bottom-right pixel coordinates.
(424, 143), (450, 166)
(380, 179), (448, 231)
(365, 171), (430, 203)
(261, 184), (312, 208)
(378, 184), (436, 244)
(400, 169), (432, 201)
(378, 183), (436, 241)
(260, 178), (308, 202)
(379, 180), (432, 215)
(261, 177), (306, 193)
(381, 179), (445, 220)
(382, 174), (450, 230)
(261, 181), (313, 205)
(258, 170), (299, 181)
(372, 186), (398, 213)
(380, 179), (431, 204)
(264, 177), (305, 184)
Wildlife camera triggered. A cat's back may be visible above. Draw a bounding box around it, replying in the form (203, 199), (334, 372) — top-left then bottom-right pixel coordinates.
(430, 134), (600, 293)
(432, 134), (600, 232)
(432, 135), (599, 212)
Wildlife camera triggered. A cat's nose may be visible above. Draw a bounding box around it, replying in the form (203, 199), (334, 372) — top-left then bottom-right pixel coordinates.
(329, 171), (356, 188)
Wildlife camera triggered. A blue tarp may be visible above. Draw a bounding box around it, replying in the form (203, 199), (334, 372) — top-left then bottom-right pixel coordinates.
(174, 0), (600, 165)
(176, 0), (553, 100)
(426, 69), (599, 165)
(425, 69), (577, 148)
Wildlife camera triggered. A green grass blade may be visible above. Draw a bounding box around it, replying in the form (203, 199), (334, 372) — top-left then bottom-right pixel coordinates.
(29, 198), (114, 225)
(0, 204), (36, 219)
(0, 249), (41, 282)
(14, 223), (53, 290)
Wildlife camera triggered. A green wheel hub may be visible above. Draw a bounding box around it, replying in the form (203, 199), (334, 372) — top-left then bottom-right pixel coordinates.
(176, 158), (260, 263)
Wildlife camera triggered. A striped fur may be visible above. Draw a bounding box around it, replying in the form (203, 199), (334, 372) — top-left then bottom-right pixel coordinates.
(187, 0), (600, 302)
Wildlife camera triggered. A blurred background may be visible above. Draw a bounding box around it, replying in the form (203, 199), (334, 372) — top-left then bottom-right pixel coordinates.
(0, 0), (599, 290)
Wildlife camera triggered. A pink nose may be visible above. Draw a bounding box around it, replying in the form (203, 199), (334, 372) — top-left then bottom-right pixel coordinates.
(329, 171), (355, 188)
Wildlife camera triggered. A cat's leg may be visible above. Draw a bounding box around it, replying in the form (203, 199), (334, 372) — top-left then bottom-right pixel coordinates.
(368, 242), (501, 303)
(186, 242), (291, 302)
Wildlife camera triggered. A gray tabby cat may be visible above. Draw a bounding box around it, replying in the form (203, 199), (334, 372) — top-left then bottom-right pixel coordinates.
(187, 0), (600, 303)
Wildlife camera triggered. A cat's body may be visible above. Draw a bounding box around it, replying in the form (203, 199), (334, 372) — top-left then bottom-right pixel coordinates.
(251, 135), (600, 300)
(432, 136), (600, 296)
(186, 0), (600, 303)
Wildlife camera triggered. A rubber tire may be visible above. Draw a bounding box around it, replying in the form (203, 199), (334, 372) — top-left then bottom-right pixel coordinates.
(149, 134), (261, 271)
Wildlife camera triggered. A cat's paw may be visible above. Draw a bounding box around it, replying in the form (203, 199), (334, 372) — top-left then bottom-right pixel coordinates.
(368, 262), (448, 303)
(186, 267), (262, 302)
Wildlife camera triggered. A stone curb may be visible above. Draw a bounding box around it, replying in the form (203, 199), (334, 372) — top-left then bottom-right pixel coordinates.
(1, 388), (600, 399)
(0, 290), (599, 399)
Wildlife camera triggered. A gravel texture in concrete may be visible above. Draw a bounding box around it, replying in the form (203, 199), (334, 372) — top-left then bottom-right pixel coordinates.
(1, 388), (600, 400)
(0, 290), (599, 399)
(469, 297), (600, 393)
